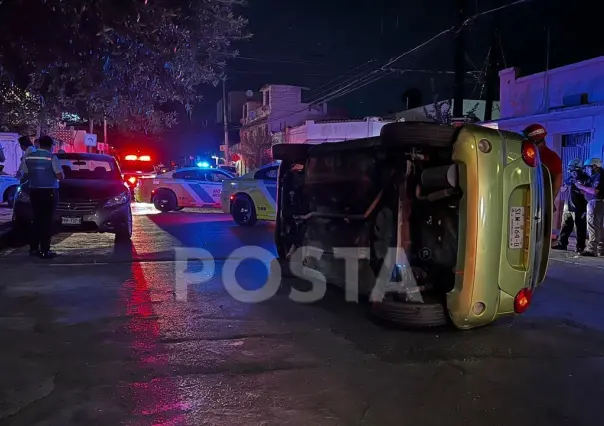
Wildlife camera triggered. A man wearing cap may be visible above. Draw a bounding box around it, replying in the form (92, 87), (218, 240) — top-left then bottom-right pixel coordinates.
(552, 158), (588, 252)
(22, 136), (64, 259)
(575, 158), (604, 256)
(522, 124), (563, 200)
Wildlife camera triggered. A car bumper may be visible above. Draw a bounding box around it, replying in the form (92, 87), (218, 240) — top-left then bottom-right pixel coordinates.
(13, 201), (131, 234)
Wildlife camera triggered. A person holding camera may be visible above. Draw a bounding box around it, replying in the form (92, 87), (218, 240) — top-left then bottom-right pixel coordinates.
(553, 158), (588, 252)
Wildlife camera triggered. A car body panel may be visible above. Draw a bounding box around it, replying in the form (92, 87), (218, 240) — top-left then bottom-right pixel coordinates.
(136, 167), (232, 208)
(220, 164), (278, 220)
(0, 175), (19, 204)
(13, 153), (132, 235)
(446, 124), (551, 329)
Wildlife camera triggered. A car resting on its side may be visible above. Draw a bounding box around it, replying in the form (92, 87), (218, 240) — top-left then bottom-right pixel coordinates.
(272, 122), (553, 330)
(13, 153), (133, 241)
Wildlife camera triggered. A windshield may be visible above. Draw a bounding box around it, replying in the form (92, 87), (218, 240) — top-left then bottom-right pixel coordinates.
(120, 161), (156, 173)
(59, 158), (122, 180)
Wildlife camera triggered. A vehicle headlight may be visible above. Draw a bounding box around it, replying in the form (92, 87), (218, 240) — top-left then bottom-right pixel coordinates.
(16, 189), (30, 203)
(104, 191), (130, 207)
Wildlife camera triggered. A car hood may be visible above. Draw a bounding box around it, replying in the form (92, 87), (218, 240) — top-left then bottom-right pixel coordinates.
(55, 179), (127, 200)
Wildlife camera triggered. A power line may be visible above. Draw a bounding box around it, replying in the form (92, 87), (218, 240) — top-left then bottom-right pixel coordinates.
(230, 0), (533, 131)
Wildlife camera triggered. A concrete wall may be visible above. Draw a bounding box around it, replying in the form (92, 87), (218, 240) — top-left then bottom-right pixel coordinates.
(499, 56), (604, 119)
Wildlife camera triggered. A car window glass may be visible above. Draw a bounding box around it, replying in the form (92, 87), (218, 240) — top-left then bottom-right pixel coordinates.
(173, 170), (201, 180)
(206, 172), (227, 182)
(59, 159), (120, 180)
(255, 166), (278, 180)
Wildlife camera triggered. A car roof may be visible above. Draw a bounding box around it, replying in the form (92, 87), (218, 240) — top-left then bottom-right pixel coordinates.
(159, 167), (232, 178)
(57, 153), (116, 161)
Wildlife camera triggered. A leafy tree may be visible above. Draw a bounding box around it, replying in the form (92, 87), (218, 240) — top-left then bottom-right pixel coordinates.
(423, 99), (481, 124)
(239, 125), (274, 170)
(0, 0), (249, 134)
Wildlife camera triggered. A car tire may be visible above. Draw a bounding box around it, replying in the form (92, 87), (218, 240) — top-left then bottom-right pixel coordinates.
(380, 122), (457, 148)
(175, 207), (185, 211)
(372, 296), (448, 328)
(115, 208), (133, 241)
(4, 185), (17, 208)
(153, 190), (177, 212)
(231, 195), (257, 226)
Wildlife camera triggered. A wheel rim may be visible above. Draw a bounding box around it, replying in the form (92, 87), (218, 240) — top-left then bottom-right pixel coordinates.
(234, 200), (251, 223)
(157, 197), (170, 209)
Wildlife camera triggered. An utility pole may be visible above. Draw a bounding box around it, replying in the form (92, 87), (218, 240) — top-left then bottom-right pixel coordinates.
(453, 0), (467, 118)
(222, 77), (229, 164)
(484, 16), (501, 121)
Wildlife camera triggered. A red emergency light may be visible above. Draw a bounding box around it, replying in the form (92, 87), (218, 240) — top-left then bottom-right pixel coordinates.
(124, 154), (152, 162)
(128, 176), (137, 185)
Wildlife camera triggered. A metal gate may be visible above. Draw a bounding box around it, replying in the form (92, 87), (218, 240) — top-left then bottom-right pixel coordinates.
(556, 132), (591, 228)
(561, 132), (591, 182)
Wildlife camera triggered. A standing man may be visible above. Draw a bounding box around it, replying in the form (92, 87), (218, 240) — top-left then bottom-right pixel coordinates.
(523, 124), (563, 199)
(552, 159), (588, 252)
(22, 136), (64, 259)
(16, 136), (36, 181)
(575, 158), (604, 257)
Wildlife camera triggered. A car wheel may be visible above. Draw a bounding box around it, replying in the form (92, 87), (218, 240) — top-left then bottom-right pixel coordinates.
(231, 195), (257, 226)
(175, 207), (185, 211)
(4, 185), (17, 208)
(372, 295), (448, 328)
(153, 190), (177, 212)
(115, 208), (133, 241)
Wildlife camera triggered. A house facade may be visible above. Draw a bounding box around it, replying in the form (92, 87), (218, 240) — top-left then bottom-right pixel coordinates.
(284, 117), (393, 144)
(488, 55), (604, 226)
(238, 84), (328, 173)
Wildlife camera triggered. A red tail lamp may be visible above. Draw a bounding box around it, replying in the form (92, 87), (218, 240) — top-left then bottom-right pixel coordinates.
(139, 155), (151, 161)
(514, 288), (533, 313)
(125, 155), (138, 161)
(521, 140), (538, 167)
(127, 176), (137, 185)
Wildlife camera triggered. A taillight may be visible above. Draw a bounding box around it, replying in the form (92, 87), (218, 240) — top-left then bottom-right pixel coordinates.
(514, 288), (532, 313)
(128, 176), (137, 185)
(521, 140), (538, 167)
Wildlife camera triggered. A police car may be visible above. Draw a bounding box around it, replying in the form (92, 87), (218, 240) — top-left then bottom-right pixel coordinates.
(136, 167), (234, 212)
(0, 174), (19, 207)
(220, 162), (278, 226)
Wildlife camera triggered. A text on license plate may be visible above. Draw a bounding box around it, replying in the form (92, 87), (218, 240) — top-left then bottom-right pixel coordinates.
(509, 206), (525, 249)
(61, 217), (82, 225)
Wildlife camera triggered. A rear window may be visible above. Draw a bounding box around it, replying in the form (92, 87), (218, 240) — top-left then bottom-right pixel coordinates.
(59, 158), (121, 180)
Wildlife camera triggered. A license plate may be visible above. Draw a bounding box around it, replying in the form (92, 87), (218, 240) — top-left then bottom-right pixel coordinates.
(509, 207), (525, 249)
(61, 217), (82, 225)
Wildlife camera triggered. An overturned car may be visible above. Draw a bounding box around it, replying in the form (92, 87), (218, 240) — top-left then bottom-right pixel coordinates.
(272, 122), (553, 329)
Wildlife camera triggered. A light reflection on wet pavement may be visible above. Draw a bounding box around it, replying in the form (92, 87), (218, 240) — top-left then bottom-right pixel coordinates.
(0, 207), (603, 425)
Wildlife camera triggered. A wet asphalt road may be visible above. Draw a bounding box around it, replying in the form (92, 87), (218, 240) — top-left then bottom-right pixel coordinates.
(0, 204), (603, 425)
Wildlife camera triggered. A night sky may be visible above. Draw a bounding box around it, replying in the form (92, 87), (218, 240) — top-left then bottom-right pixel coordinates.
(160, 0), (599, 160)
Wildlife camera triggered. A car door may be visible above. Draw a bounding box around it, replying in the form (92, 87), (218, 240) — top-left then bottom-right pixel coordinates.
(172, 170), (207, 207)
(202, 170), (229, 206)
(254, 166), (279, 218)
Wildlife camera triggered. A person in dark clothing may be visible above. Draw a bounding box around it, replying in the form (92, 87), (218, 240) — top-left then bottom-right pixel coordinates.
(22, 136), (64, 259)
(552, 159), (588, 252)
